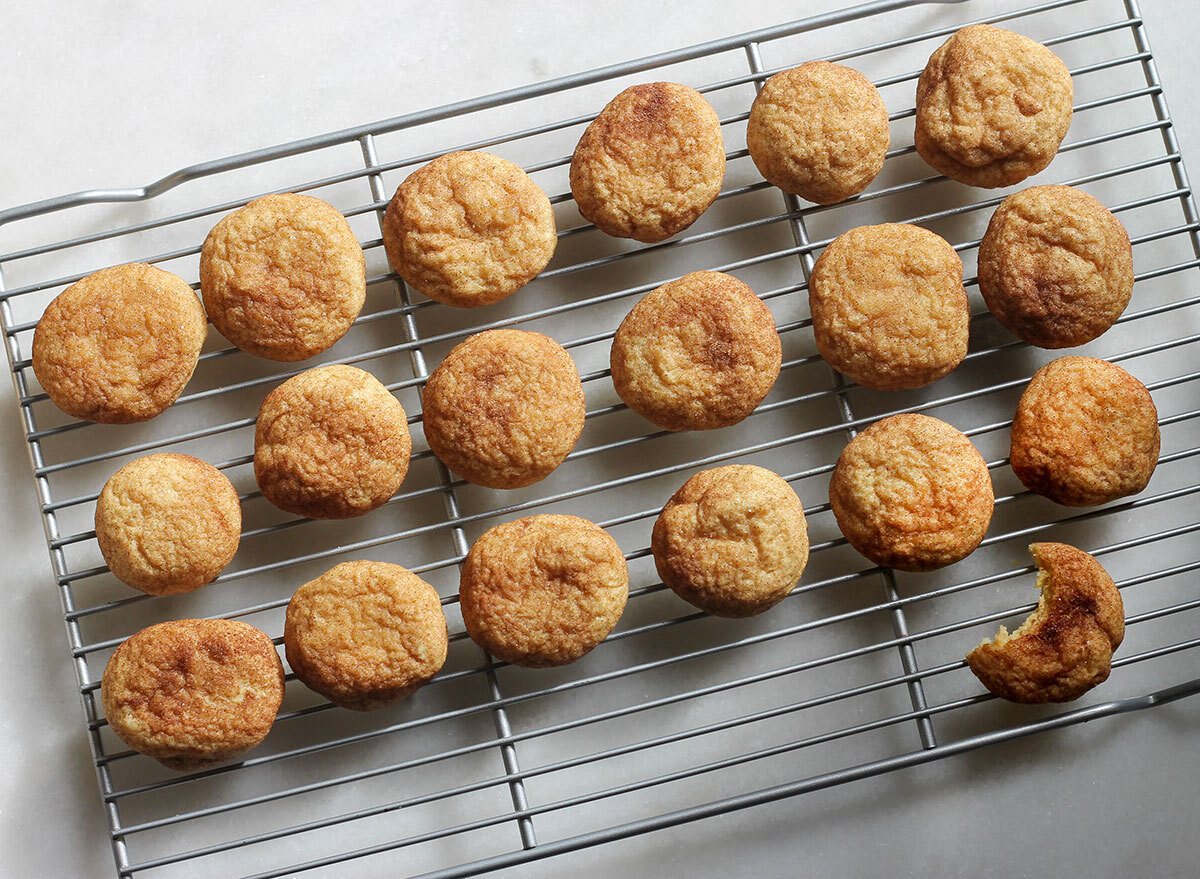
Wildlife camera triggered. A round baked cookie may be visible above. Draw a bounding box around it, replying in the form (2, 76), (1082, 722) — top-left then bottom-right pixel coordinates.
(610, 271), (781, 431)
(978, 185), (1133, 348)
(570, 82), (726, 243)
(915, 24), (1073, 188)
(460, 515), (629, 667)
(810, 224), (968, 390)
(101, 619), (284, 771)
(652, 465), (809, 617)
(31, 263), (206, 424)
(201, 193), (365, 361)
(95, 453), (241, 595)
(382, 151), (556, 308)
(830, 414), (994, 572)
(422, 330), (585, 489)
(747, 61), (890, 204)
(967, 542), (1124, 703)
(1010, 356), (1159, 506)
(255, 364), (411, 519)
(285, 561), (449, 710)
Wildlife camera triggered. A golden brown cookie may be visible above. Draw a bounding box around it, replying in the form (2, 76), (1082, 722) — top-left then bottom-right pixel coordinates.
(95, 453), (241, 596)
(101, 618), (284, 770)
(915, 24), (1073, 188)
(610, 271), (781, 431)
(978, 185), (1133, 348)
(284, 561), (448, 710)
(810, 224), (968, 390)
(652, 465), (809, 617)
(830, 414), (994, 572)
(201, 193), (365, 361)
(422, 329), (585, 489)
(460, 515), (629, 667)
(382, 150), (556, 308)
(967, 542), (1124, 703)
(570, 82), (726, 243)
(255, 364), (411, 519)
(747, 61), (890, 204)
(1010, 356), (1159, 506)
(31, 263), (206, 424)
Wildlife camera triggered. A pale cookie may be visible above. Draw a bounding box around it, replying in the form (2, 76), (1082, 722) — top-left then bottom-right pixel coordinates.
(747, 61), (890, 204)
(285, 561), (449, 710)
(830, 413), (994, 572)
(95, 453), (241, 596)
(460, 515), (629, 667)
(979, 185), (1133, 348)
(101, 618), (284, 771)
(422, 329), (585, 489)
(967, 542), (1124, 703)
(810, 224), (968, 390)
(652, 465), (809, 617)
(255, 364), (411, 519)
(32, 263), (206, 423)
(570, 82), (726, 243)
(383, 150), (556, 308)
(610, 271), (781, 431)
(1010, 356), (1159, 506)
(201, 193), (365, 361)
(915, 24), (1073, 188)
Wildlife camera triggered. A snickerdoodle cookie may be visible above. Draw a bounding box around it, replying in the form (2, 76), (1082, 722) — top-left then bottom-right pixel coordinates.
(830, 414), (994, 572)
(810, 224), (968, 390)
(652, 465), (808, 617)
(979, 185), (1133, 348)
(201, 193), (365, 361)
(1010, 356), (1159, 506)
(102, 618), (284, 770)
(422, 329), (585, 489)
(570, 82), (726, 243)
(383, 150), (556, 308)
(460, 515), (629, 667)
(255, 364), (411, 519)
(747, 61), (890, 204)
(95, 453), (241, 595)
(32, 263), (206, 423)
(285, 561), (448, 710)
(915, 24), (1073, 188)
(967, 542), (1124, 702)
(610, 271), (781, 431)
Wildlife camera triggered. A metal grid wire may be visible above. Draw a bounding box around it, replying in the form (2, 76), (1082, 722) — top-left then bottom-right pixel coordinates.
(2, 0), (1199, 875)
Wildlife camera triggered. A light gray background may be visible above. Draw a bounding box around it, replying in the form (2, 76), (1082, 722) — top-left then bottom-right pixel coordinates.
(1, 2), (1196, 877)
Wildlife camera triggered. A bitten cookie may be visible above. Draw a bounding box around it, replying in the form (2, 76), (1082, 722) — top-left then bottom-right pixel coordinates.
(610, 271), (781, 431)
(32, 263), (206, 423)
(747, 61), (890, 204)
(830, 414), (994, 572)
(201, 193), (365, 361)
(422, 329), (585, 489)
(810, 224), (969, 390)
(460, 515), (629, 667)
(652, 465), (809, 617)
(915, 24), (1073, 188)
(978, 185), (1133, 348)
(285, 561), (449, 710)
(1010, 356), (1159, 506)
(570, 82), (726, 243)
(255, 364), (411, 519)
(383, 150), (557, 308)
(101, 619), (285, 770)
(95, 453), (241, 595)
(967, 542), (1124, 703)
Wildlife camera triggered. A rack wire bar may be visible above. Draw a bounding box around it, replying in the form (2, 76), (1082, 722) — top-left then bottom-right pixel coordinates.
(3, 0), (1199, 876)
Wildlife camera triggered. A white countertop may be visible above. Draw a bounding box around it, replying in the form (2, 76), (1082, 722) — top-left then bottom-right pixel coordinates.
(1, 1), (1197, 877)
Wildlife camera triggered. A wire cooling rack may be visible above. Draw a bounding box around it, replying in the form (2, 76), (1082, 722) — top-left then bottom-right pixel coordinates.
(3, 0), (1199, 876)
